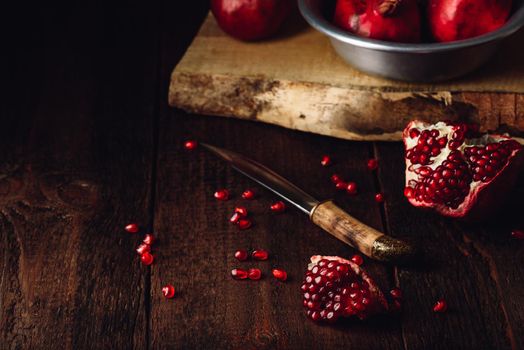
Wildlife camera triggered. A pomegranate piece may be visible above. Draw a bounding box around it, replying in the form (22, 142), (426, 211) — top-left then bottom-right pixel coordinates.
(238, 219), (252, 230)
(231, 268), (248, 280)
(333, 0), (422, 43)
(143, 234), (154, 245)
(511, 230), (524, 240)
(162, 285), (176, 299)
(433, 299), (447, 313)
(140, 252), (154, 266)
(242, 189), (256, 199)
(248, 268), (262, 280)
(375, 193), (385, 203)
(367, 158), (379, 171)
(428, 0), (512, 42)
(272, 268), (288, 281)
(252, 249), (269, 261)
(136, 243), (151, 256)
(302, 255), (389, 323)
(125, 223), (139, 233)
(211, 0), (295, 41)
(234, 249), (249, 261)
(270, 201), (286, 213)
(234, 206), (248, 217)
(403, 121), (524, 220)
(321, 155), (332, 167)
(184, 140), (198, 150)
(214, 189), (230, 201)
(346, 182), (358, 195)
(350, 254), (364, 265)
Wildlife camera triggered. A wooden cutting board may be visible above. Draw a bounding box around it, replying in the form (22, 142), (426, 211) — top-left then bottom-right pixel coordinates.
(169, 12), (524, 141)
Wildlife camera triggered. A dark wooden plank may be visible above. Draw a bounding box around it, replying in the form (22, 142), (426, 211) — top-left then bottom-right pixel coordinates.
(376, 142), (524, 350)
(0, 1), (160, 348)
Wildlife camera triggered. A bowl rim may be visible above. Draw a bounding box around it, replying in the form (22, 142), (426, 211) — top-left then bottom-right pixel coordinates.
(298, 0), (524, 53)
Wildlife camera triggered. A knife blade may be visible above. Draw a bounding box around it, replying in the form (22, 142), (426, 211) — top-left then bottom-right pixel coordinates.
(202, 143), (417, 263)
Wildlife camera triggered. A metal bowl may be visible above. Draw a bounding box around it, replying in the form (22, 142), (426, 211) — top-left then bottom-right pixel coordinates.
(298, 0), (524, 82)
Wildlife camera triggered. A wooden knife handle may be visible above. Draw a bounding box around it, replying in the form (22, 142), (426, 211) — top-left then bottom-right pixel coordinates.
(310, 200), (416, 263)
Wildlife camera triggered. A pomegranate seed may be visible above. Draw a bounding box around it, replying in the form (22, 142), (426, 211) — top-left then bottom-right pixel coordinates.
(231, 268), (248, 280)
(375, 193), (384, 203)
(183, 140), (198, 150)
(136, 243), (151, 255)
(143, 234), (154, 245)
(162, 285), (176, 299)
(346, 182), (358, 195)
(321, 155), (332, 167)
(404, 187), (415, 198)
(237, 219), (252, 230)
(252, 249), (269, 261)
(241, 189), (255, 199)
(270, 201), (286, 213)
(367, 158), (378, 171)
(125, 223), (139, 233)
(230, 212), (241, 224)
(234, 206), (248, 217)
(272, 268), (288, 281)
(433, 299), (447, 313)
(351, 255), (363, 265)
(214, 189), (229, 201)
(335, 181), (347, 190)
(140, 252), (154, 266)
(511, 229), (524, 239)
(390, 288), (402, 299)
(248, 268), (262, 280)
(234, 249), (248, 261)
(331, 174), (342, 183)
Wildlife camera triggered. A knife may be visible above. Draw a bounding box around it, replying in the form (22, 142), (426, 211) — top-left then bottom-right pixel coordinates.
(202, 143), (417, 263)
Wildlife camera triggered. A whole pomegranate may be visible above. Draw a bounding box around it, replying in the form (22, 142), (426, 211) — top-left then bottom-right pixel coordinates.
(211, 0), (295, 41)
(333, 0), (422, 43)
(301, 255), (390, 323)
(403, 120), (524, 219)
(428, 0), (512, 42)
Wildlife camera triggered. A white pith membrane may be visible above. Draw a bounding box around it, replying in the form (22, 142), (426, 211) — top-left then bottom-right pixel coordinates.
(403, 120), (522, 217)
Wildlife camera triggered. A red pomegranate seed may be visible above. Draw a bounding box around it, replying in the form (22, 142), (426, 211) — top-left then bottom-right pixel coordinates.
(214, 189), (229, 201)
(375, 193), (384, 203)
(143, 233), (154, 245)
(241, 189), (255, 200)
(183, 140), (198, 150)
(238, 219), (252, 230)
(390, 288), (402, 299)
(331, 174), (342, 184)
(231, 268), (248, 280)
(230, 212), (241, 224)
(140, 252), (154, 266)
(162, 284), (176, 299)
(234, 249), (248, 261)
(272, 268), (288, 281)
(367, 158), (378, 171)
(136, 243), (151, 255)
(351, 255), (363, 265)
(270, 201), (286, 213)
(433, 299), (447, 313)
(335, 181), (347, 190)
(248, 268), (262, 280)
(511, 229), (524, 239)
(234, 206), (248, 217)
(346, 182), (358, 195)
(252, 249), (269, 261)
(125, 223), (139, 233)
(321, 155), (332, 167)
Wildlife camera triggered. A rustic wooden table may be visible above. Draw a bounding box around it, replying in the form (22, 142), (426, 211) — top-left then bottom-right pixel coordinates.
(2, 1), (523, 349)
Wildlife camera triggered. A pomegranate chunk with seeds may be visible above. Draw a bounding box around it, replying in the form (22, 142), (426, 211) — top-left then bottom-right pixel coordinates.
(302, 256), (389, 323)
(403, 121), (524, 219)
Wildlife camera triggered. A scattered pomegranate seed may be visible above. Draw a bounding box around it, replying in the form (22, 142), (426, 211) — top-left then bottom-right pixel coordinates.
(335, 181), (347, 190)
(248, 268), (262, 280)
(367, 158), (378, 171)
(242, 189), (256, 199)
(375, 193), (384, 203)
(231, 268), (248, 280)
(346, 182), (358, 195)
(184, 140), (198, 150)
(234, 249), (248, 261)
(162, 285), (176, 299)
(511, 229), (524, 239)
(270, 201), (286, 213)
(140, 252), (154, 266)
(230, 212), (241, 224)
(136, 243), (151, 255)
(272, 268), (288, 281)
(143, 233), (154, 245)
(252, 249), (269, 261)
(331, 174), (342, 184)
(390, 288), (402, 299)
(238, 219), (252, 230)
(433, 299), (447, 313)
(350, 254), (363, 265)
(125, 223), (139, 233)
(321, 155), (332, 167)
(234, 206), (248, 217)
(214, 189), (229, 201)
